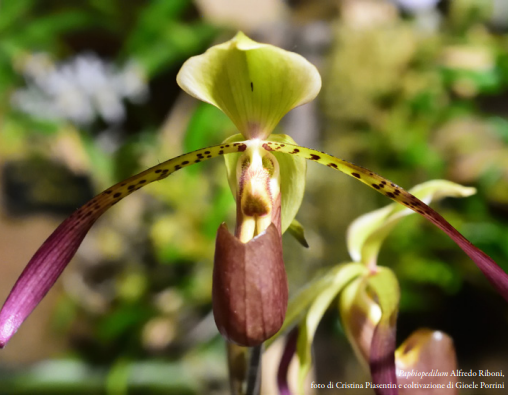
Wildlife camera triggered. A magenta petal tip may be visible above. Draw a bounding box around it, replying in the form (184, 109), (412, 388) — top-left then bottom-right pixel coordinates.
(0, 214), (95, 348)
(370, 323), (398, 395)
(277, 328), (298, 395)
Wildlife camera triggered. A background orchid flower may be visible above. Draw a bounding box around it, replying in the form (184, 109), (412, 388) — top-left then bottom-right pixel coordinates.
(1, 31), (508, 394)
(272, 180), (505, 395)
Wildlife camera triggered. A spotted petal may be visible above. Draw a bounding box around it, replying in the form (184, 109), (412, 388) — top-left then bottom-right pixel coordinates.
(261, 141), (508, 303)
(176, 32), (321, 139)
(0, 143), (248, 347)
(347, 180), (476, 266)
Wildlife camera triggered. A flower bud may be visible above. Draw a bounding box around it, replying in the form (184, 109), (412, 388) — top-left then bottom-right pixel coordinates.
(396, 329), (458, 395)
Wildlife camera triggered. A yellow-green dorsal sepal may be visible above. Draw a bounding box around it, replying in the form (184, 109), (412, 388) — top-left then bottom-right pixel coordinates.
(176, 32), (321, 140)
(223, 133), (306, 234)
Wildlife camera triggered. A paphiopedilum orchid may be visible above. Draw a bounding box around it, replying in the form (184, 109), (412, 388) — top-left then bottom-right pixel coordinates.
(1, 32), (508, 391)
(275, 181), (487, 395)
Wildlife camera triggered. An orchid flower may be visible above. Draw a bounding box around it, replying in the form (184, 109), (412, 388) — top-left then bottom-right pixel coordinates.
(1, 32), (508, 389)
(273, 180), (504, 395)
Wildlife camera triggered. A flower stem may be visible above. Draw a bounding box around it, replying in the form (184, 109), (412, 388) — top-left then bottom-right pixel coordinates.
(227, 343), (262, 395)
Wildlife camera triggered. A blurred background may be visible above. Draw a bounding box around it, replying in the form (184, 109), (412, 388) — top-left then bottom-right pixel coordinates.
(1, 0), (508, 394)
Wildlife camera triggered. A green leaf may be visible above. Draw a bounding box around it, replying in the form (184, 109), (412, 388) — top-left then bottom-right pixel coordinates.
(347, 180), (476, 266)
(295, 263), (366, 393)
(288, 219), (309, 248)
(177, 32), (321, 139)
(223, 133), (306, 234)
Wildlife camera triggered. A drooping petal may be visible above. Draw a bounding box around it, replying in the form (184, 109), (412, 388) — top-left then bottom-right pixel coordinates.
(224, 134), (306, 234)
(396, 329), (458, 395)
(370, 323), (398, 395)
(176, 32), (321, 139)
(213, 223), (287, 347)
(347, 180), (476, 266)
(261, 141), (508, 302)
(0, 142), (248, 347)
(338, 277), (382, 366)
(265, 264), (352, 349)
(0, 216), (95, 348)
(367, 267), (400, 395)
(277, 328), (298, 395)
(295, 263), (366, 394)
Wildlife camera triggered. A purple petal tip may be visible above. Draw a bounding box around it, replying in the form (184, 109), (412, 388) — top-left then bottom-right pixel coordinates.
(0, 214), (95, 348)
(370, 322), (398, 395)
(277, 328), (298, 395)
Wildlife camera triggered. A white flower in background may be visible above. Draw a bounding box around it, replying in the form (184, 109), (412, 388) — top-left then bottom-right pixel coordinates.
(392, 0), (440, 13)
(11, 53), (149, 125)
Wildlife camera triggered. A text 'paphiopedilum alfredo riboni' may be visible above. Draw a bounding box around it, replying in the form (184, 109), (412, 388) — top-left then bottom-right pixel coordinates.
(1, 32), (508, 392)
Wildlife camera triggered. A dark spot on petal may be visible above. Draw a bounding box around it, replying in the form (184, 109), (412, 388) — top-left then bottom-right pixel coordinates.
(182, 161), (189, 165)
(225, 145), (230, 147)
(155, 169), (162, 173)
(417, 209), (424, 214)
(138, 180), (146, 184)
(161, 169), (169, 174)
(207, 155), (212, 158)
(280, 144), (285, 147)
(262, 143), (273, 151)
(175, 165), (181, 170)
(291, 148), (300, 154)
(352, 172), (361, 179)
(219, 150), (224, 155)
(381, 181), (387, 185)
(114, 193), (121, 198)
(372, 184), (381, 190)
(327, 163), (338, 169)
(237, 144), (247, 152)
(128, 185), (135, 190)
(386, 192), (395, 198)
(250, 82), (253, 91)
(204, 151), (211, 154)
(105, 190), (112, 194)
(309, 154), (320, 160)
(195, 160), (201, 163)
